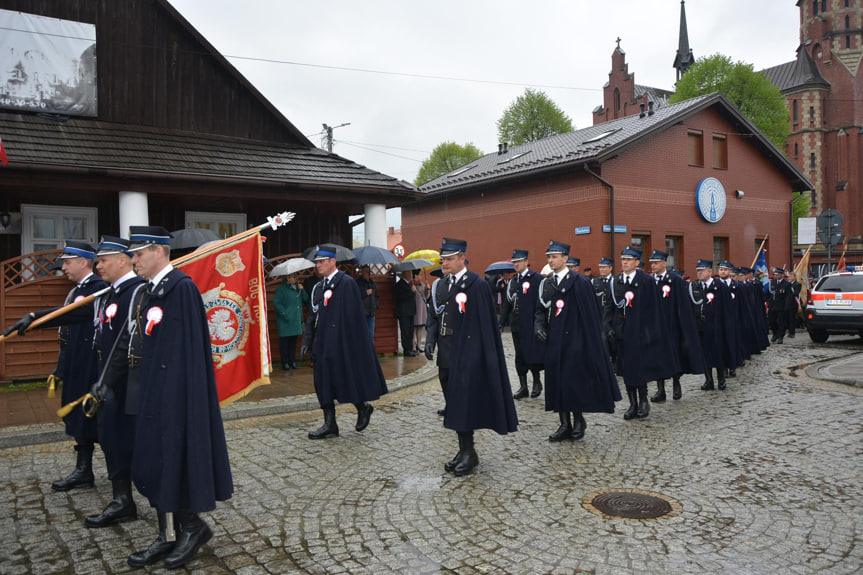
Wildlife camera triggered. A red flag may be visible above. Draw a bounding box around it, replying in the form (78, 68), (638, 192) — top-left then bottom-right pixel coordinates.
(0, 137), (8, 167)
(176, 230), (271, 405)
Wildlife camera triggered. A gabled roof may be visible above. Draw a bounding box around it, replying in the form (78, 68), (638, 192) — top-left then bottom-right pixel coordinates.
(0, 113), (416, 195)
(418, 93), (812, 194)
(763, 45), (830, 92)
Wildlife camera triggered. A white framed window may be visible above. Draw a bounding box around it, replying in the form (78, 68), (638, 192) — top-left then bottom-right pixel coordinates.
(21, 203), (98, 253)
(185, 211), (246, 239)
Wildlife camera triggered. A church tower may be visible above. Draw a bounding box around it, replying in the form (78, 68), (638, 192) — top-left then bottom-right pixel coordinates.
(673, 0), (694, 81)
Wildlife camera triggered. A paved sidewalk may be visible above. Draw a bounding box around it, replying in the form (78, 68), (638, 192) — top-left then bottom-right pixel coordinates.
(0, 333), (861, 574)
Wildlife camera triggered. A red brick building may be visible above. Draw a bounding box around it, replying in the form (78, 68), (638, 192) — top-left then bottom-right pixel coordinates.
(764, 1), (863, 271)
(404, 93), (812, 276)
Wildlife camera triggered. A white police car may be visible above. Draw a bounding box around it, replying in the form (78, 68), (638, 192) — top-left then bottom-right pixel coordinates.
(805, 266), (863, 343)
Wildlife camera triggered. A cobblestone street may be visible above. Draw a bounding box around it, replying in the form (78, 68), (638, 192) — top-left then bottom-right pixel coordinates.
(1, 334), (862, 574)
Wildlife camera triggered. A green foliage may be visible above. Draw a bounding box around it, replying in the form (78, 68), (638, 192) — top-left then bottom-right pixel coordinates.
(415, 141), (484, 186)
(496, 88), (573, 145)
(670, 54), (791, 149)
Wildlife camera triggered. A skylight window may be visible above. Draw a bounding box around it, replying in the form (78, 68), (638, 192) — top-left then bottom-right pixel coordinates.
(448, 164), (475, 177)
(497, 151), (530, 164)
(583, 128), (621, 144)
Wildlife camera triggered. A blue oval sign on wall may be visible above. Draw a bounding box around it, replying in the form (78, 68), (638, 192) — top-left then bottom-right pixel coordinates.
(695, 177), (726, 223)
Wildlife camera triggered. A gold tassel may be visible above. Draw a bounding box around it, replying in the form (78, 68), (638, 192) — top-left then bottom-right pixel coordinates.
(47, 374), (57, 399)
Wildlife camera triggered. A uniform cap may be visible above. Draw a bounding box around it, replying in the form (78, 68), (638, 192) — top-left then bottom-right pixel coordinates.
(511, 249), (528, 261)
(566, 257), (580, 267)
(128, 226), (172, 252)
(620, 246), (641, 259)
(545, 240), (570, 256)
(648, 249), (668, 262)
(718, 260), (734, 270)
(58, 240), (96, 260)
(598, 256), (614, 266)
(696, 259), (714, 270)
(313, 243), (339, 261)
(440, 237), (467, 257)
(95, 235), (130, 256)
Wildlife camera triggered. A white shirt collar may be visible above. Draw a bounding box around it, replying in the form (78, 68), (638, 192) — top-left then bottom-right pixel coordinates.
(451, 268), (467, 283)
(150, 264), (174, 288)
(114, 270), (139, 289)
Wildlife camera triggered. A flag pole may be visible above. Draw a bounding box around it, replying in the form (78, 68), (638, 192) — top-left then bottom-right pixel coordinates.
(750, 235), (769, 270)
(0, 211), (295, 343)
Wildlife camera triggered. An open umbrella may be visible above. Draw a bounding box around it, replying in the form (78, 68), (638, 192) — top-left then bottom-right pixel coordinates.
(404, 249), (441, 266)
(392, 258), (433, 272)
(170, 228), (221, 250)
(301, 244), (357, 263)
(485, 261), (515, 275)
(269, 257), (315, 278)
(353, 245), (400, 265)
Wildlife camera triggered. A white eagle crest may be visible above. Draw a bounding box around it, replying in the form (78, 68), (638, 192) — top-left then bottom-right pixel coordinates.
(209, 308), (237, 341)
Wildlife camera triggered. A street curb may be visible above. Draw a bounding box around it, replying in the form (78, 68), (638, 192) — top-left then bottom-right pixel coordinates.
(804, 352), (863, 387)
(0, 361), (439, 450)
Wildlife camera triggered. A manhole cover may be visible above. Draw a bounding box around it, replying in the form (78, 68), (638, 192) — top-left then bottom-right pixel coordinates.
(583, 489), (681, 520)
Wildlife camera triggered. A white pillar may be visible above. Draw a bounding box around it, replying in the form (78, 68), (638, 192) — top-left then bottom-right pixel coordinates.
(118, 191), (149, 237)
(364, 203), (387, 248)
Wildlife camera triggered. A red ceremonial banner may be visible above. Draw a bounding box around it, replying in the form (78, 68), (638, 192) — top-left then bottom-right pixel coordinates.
(175, 230), (271, 405)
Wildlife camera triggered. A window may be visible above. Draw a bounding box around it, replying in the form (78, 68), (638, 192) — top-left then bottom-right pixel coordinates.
(794, 142), (799, 159)
(810, 106), (815, 125)
(813, 0), (818, 15)
(793, 100), (799, 126)
(584, 128), (621, 143)
(630, 234), (650, 260)
(822, 0), (827, 11)
(846, 15), (850, 28)
(665, 236), (683, 272)
(713, 133), (728, 169)
(185, 211), (246, 239)
(20, 204), (98, 279)
(614, 88), (621, 112)
(713, 237), (728, 266)
(846, 35), (851, 48)
(688, 130), (704, 167)
(810, 152), (817, 171)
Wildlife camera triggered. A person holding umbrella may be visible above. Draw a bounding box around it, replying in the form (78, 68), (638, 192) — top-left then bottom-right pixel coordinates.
(273, 273), (308, 370)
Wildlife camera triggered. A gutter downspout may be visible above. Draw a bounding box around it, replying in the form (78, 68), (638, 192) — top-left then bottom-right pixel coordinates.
(584, 165), (615, 261)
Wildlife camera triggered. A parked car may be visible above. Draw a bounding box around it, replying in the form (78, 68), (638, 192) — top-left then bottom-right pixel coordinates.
(805, 267), (863, 343)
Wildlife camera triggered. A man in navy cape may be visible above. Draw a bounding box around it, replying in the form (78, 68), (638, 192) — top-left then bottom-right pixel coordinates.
(498, 248), (545, 400)
(603, 246), (675, 420)
(741, 267), (770, 352)
(717, 261), (747, 376)
(425, 237), (518, 476)
(534, 240), (619, 441)
(690, 259), (734, 391)
(3, 241), (108, 492)
(127, 226), (233, 569)
(301, 244), (387, 439)
(649, 250), (705, 402)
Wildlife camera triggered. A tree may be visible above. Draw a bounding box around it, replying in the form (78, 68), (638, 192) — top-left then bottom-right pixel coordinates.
(414, 141), (484, 186)
(670, 54), (791, 149)
(496, 88), (573, 145)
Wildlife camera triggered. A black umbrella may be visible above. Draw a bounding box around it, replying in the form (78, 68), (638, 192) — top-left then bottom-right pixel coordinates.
(353, 245), (400, 265)
(392, 258), (433, 272)
(485, 261), (516, 275)
(170, 228), (221, 250)
(301, 243), (357, 263)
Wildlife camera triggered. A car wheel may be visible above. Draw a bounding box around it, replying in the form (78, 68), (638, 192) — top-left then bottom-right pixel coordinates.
(808, 329), (829, 343)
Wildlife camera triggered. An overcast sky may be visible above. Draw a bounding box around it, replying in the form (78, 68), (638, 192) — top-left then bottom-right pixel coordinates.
(169, 0), (802, 229)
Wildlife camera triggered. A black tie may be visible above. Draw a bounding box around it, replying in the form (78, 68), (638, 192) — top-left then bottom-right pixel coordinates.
(553, 275), (559, 286)
(625, 275), (631, 285)
(323, 278), (330, 291)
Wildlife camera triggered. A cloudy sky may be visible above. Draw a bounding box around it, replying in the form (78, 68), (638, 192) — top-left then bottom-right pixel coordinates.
(169, 0), (802, 227)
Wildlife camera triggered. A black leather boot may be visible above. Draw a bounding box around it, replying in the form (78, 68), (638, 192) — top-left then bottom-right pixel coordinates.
(163, 510), (213, 569)
(86, 474), (138, 528)
(127, 511), (177, 568)
(571, 413), (586, 440)
(623, 388), (638, 420)
(530, 370), (543, 398)
(636, 387), (650, 419)
(728, 368), (737, 378)
(651, 380), (667, 402)
(513, 374), (529, 399)
(308, 405), (339, 439)
(549, 411), (572, 441)
(718, 368), (727, 390)
(672, 376), (682, 400)
(453, 432), (478, 476)
(52, 442), (95, 491)
(701, 370), (715, 390)
(444, 433), (464, 473)
(354, 402), (373, 432)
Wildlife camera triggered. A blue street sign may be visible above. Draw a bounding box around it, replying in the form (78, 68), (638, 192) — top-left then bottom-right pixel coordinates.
(602, 225), (627, 233)
(574, 226), (591, 235)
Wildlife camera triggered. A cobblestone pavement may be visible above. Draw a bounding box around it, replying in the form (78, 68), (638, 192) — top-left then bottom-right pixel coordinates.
(1, 334), (861, 574)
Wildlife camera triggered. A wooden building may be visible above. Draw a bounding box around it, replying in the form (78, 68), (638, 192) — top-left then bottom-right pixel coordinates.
(0, 0), (418, 380)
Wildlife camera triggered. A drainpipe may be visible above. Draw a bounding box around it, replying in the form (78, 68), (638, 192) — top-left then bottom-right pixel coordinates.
(584, 165), (616, 261)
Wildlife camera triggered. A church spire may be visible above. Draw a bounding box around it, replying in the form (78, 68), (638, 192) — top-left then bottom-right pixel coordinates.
(673, 0), (694, 81)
